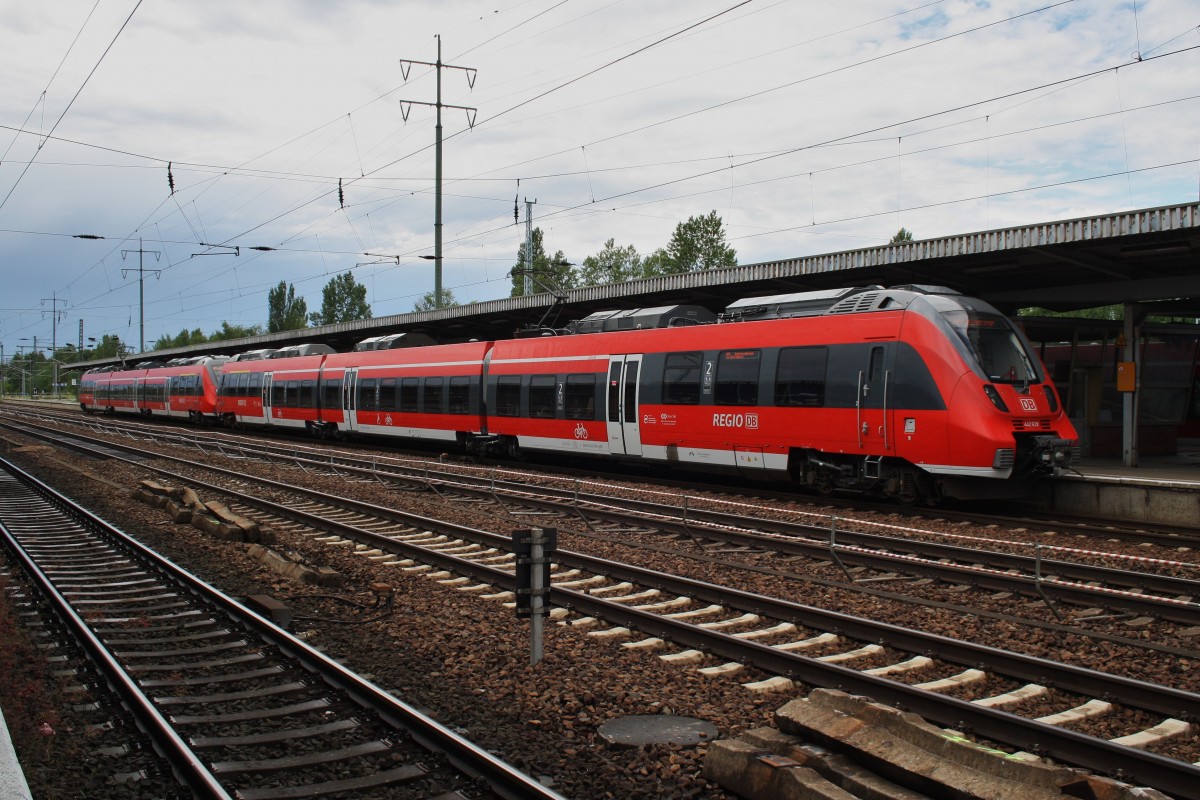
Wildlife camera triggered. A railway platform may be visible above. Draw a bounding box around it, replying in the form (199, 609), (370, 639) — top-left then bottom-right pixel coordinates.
(0, 707), (32, 800)
(1045, 440), (1200, 527)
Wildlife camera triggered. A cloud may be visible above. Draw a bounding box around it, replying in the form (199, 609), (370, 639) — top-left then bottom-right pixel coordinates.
(1, 0), (1197, 353)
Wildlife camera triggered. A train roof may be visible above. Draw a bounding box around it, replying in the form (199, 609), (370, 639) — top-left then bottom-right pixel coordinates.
(353, 332), (438, 351)
(567, 305), (717, 334)
(723, 285), (963, 321)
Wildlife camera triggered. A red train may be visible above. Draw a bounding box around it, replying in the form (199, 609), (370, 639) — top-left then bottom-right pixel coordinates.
(80, 285), (1078, 504)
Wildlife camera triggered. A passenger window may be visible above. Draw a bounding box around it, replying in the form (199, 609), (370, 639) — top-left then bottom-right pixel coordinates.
(496, 376), (521, 417)
(423, 378), (444, 413)
(400, 378), (419, 412)
(775, 347), (828, 407)
(529, 375), (556, 418)
(359, 378), (377, 411)
(380, 378), (397, 412)
(715, 350), (760, 406)
(564, 374), (596, 420)
(449, 377), (471, 414)
(663, 352), (702, 405)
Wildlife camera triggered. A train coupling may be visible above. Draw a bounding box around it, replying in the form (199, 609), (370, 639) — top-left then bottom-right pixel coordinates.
(1034, 436), (1076, 469)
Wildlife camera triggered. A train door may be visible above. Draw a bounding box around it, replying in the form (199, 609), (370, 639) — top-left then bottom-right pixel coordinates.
(261, 374), (274, 422)
(857, 345), (892, 460)
(342, 369), (359, 432)
(606, 355), (643, 456)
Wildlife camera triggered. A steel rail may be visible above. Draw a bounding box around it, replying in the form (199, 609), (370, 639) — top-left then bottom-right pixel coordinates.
(6, 417), (1200, 715)
(6, 417), (1200, 795)
(49, 418), (1200, 623)
(6, 403), (1199, 547)
(0, 463), (233, 800)
(142, 462), (1200, 798)
(0, 455), (568, 800)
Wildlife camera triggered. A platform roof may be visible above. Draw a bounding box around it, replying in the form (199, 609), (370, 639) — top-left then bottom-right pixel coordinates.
(76, 201), (1199, 368)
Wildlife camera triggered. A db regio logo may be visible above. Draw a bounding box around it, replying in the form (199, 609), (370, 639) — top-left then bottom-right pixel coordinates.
(1019, 398), (1037, 412)
(713, 412), (759, 429)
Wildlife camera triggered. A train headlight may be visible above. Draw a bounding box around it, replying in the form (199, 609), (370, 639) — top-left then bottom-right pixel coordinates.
(983, 384), (1009, 412)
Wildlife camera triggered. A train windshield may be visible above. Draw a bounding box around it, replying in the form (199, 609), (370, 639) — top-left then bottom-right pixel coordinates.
(939, 307), (1039, 384)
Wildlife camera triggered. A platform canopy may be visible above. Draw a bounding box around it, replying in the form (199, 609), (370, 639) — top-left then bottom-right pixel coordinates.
(76, 202), (1199, 367)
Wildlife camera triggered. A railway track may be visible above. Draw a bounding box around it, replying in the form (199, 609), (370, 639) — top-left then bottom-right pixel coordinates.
(2, 413), (1199, 796)
(7, 402), (1197, 547)
(7, 410), (1199, 627)
(0, 454), (566, 800)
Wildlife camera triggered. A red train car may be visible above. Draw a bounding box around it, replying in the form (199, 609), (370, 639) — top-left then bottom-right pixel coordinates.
(480, 286), (1076, 503)
(82, 286), (1076, 504)
(80, 357), (225, 422)
(216, 347), (329, 432)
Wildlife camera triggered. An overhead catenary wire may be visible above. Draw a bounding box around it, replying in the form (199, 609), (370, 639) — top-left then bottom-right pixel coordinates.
(0, 0), (144, 214)
(11, 3), (1195, 348)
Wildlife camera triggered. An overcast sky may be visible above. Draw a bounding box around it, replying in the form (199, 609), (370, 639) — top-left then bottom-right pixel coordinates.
(2, 0), (1197, 357)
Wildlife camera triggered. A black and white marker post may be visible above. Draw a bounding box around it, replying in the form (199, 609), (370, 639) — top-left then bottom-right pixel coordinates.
(512, 527), (557, 666)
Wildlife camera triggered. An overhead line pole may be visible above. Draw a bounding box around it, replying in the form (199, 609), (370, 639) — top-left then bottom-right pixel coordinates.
(121, 236), (161, 354)
(398, 36), (477, 309)
(41, 291), (67, 398)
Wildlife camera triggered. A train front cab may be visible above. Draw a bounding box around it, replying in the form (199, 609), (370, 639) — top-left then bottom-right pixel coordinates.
(912, 293), (1077, 499)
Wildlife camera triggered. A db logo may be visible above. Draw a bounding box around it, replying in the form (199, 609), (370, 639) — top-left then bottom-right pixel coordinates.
(574, 423), (589, 440)
(1019, 398), (1038, 412)
(745, 413), (759, 429)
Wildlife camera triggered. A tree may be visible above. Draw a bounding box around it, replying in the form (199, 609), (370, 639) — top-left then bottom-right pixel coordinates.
(891, 227), (914, 243)
(640, 248), (671, 278)
(309, 273), (372, 326)
(656, 211), (737, 275)
(210, 321), (264, 341)
(413, 289), (458, 312)
(91, 334), (126, 359)
(153, 328), (207, 350)
(578, 239), (642, 287)
(510, 227), (576, 297)
(268, 281), (309, 333)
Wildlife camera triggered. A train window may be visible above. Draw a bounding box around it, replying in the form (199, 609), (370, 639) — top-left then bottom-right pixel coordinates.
(529, 375), (557, 418)
(359, 378), (378, 411)
(300, 380), (316, 408)
(775, 347), (828, 407)
(868, 347), (885, 384)
(663, 352), (702, 405)
(496, 376), (521, 416)
(716, 350), (760, 406)
(564, 374), (597, 420)
(236, 372), (251, 397)
(271, 380), (285, 407)
(288, 380), (301, 407)
(379, 378), (398, 412)
(400, 378), (419, 413)
(249, 372), (263, 396)
(321, 378), (341, 409)
(448, 377), (471, 414)
(423, 378), (444, 413)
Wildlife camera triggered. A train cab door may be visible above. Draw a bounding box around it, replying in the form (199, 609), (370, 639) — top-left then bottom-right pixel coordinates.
(341, 369), (359, 432)
(606, 355), (643, 456)
(857, 345), (892, 462)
